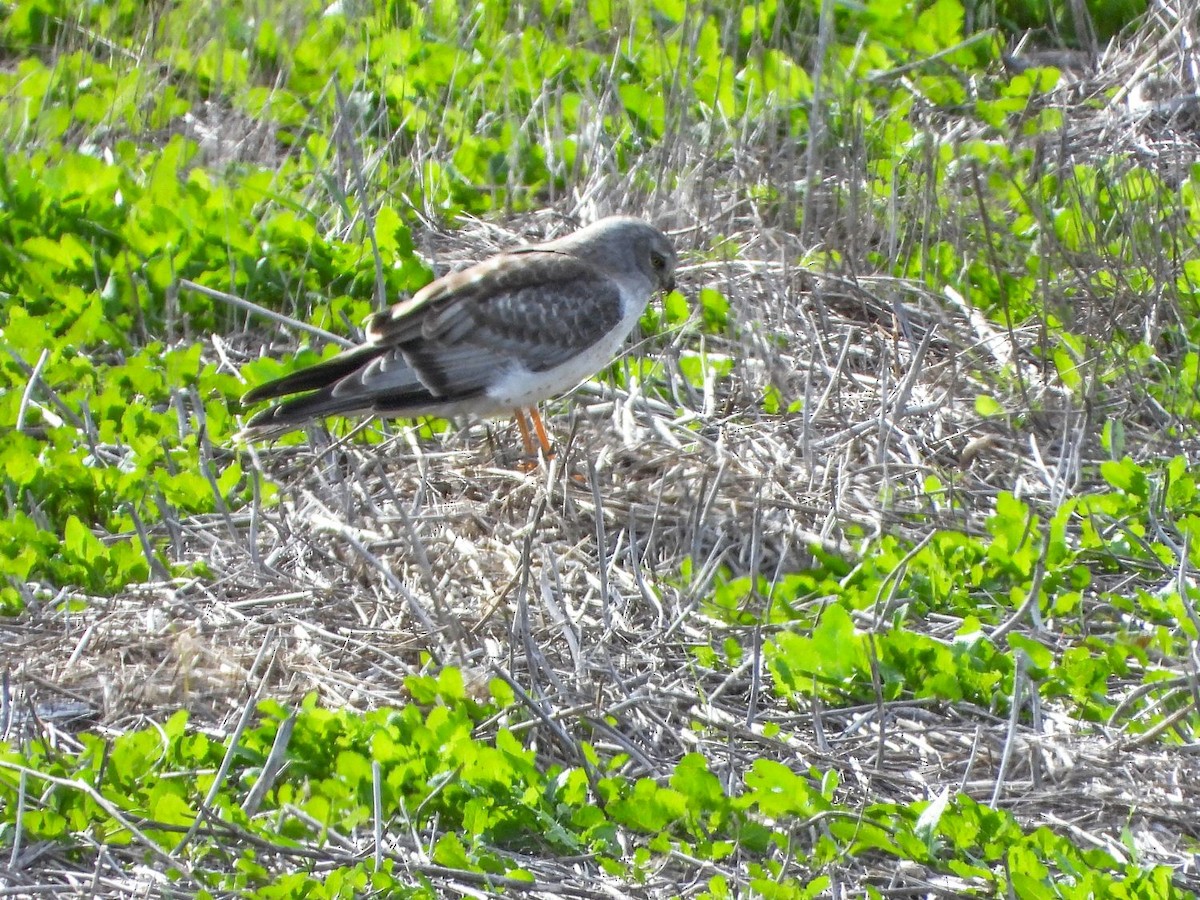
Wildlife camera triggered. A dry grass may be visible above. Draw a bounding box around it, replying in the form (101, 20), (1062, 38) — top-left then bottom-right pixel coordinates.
(7, 2), (1200, 896)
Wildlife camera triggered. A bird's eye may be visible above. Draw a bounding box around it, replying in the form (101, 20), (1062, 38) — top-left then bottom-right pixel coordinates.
(650, 252), (666, 271)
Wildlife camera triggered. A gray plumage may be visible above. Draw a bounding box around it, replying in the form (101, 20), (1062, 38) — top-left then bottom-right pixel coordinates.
(239, 216), (678, 439)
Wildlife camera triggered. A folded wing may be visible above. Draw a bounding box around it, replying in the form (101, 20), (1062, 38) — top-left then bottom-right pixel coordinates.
(241, 250), (623, 434)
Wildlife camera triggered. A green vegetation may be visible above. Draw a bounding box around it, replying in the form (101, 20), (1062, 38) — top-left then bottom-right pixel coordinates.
(0, 677), (1182, 897)
(3, 0), (1198, 895)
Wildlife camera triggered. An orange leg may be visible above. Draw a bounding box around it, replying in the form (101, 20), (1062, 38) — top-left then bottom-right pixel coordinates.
(528, 407), (554, 459)
(513, 410), (536, 457)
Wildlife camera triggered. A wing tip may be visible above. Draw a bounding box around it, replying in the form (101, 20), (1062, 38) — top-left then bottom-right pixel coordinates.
(240, 383), (276, 405)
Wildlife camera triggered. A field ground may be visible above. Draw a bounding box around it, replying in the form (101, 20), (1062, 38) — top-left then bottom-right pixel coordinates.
(4, 1), (1200, 897)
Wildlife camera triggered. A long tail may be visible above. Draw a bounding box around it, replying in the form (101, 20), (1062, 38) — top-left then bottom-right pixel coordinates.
(237, 387), (370, 440)
(241, 344), (382, 404)
(238, 345), (384, 440)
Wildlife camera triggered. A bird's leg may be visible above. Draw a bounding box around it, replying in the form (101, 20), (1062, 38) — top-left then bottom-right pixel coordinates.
(528, 407), (555, 459)
(513, 410), (537, 458)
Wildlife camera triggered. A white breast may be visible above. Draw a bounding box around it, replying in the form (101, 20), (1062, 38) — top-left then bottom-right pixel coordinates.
(483, 279), (650, 411)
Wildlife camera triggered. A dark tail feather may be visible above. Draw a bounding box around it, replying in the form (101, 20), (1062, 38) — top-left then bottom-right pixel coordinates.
(241, 344), (381, 404)
(237, 388), (371, 441)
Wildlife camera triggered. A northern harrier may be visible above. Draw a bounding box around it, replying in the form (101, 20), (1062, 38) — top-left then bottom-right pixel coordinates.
(239, 216), (678, 456)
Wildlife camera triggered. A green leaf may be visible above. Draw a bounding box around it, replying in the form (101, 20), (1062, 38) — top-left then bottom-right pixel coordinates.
(63, 515), (105, 570)
(1007, 633), (1053, 676)
(974, 394), (1004, 417)
(1100, 457), (1149, 497)
(150, 786), (196, 828)
(670, 754), (726, 813)
(609, 778), (688, 832)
